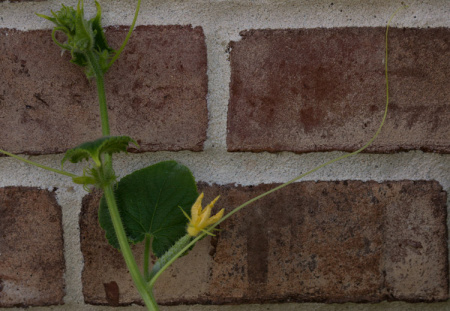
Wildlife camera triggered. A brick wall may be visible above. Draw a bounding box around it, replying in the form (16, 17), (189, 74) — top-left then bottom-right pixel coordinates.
(0, 1), (449, 310)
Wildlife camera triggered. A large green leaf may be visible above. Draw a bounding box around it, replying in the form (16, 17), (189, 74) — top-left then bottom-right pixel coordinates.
(99, 161), (198, 257)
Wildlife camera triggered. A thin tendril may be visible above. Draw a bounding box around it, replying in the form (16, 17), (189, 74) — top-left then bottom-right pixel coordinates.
(148, 4), (409, 289)
(106, 0), (141, 69)
(0, 149), (77, 178)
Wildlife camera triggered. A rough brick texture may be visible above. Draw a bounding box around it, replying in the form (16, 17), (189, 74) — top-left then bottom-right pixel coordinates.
(227, 28), (450, 153)
(206, 181), (448, 303)
(0, 187), (65, 307)
(80, 181), (448, 305)
(0, 25), (207, 155)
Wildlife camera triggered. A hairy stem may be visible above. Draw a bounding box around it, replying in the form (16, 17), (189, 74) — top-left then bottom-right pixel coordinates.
(85, 50), (110, 136)
(88, 41), (158, 310)
(104, 185), (158, 310)
(148, 234), (192, 285)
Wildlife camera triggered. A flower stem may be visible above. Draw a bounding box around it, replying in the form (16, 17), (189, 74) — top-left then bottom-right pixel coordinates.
(147, 234), (192, 286)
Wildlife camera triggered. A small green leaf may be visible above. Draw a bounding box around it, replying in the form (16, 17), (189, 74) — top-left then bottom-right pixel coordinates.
(72, 1), (93, 52)
(99, 161), (199, 257)
(91, 1), (115, 56)
(36, 13), (57, 24)
(62, 136), (137, 167)
(37, 5), (77, 36)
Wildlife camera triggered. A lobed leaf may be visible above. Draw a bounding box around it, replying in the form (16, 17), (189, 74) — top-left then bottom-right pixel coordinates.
(98, 161), (199, 257)
(62, 136), (137, 167)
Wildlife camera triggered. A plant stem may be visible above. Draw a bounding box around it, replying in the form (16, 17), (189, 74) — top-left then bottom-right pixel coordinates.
(149, 290), (159, 310)
(95, 72), (110, 137)
(87, 46), (159, 310)
(85, 50), (110, 136)
(104, 185), (159, 310)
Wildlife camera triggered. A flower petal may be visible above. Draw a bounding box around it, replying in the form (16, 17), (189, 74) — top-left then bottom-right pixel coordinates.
(187, 195), (223, 237)
(204, 208), (224, 227)
(190, 192), (204, 224)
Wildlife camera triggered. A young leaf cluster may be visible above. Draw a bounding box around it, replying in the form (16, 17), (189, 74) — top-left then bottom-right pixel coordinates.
(37, 0), (114, 78)
(62, 136), (137, 189)
(62, 136), (137, 167)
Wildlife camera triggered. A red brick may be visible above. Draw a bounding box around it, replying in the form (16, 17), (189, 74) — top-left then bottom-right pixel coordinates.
(80, 181), (447, 305)
(208, 182), (384, 303)
(205, 181), (448, 303)
(0, 187), (65, 307)
(0, 25), (207, 155)
(384, 182), (448, 301)
(227, 28), (450, 153)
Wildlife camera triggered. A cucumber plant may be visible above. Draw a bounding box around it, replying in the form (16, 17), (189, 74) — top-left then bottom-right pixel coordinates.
(0, 1), (407, 310)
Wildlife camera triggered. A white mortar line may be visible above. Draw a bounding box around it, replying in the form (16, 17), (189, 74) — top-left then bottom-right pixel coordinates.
(1, 151), (449, 187)
(55, 188), (88, 305)
(1, 0), (450, 30)
(202, 26), (231, 149)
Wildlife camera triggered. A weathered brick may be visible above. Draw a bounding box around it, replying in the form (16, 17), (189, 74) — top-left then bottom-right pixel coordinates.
(0, 187), (65, 307)
(207, 182), (385, 303)
(0, 25), (207, 155)
(227, 28), (450, 153)
(384, 182), (448, 301)
(80, 190), (214, 306)
(80, 181), (447, 305)
(206, 181), (448, 303)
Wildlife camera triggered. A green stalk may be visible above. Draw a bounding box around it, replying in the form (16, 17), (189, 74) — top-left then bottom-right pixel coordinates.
(95, 72), (110, 137)
(87, 44), (159, 310)
(104, 185), (159, 310)
(85, 50), (110, 136)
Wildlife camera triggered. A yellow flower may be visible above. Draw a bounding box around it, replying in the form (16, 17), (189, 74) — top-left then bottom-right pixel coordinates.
(186, 193), (224, 237)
